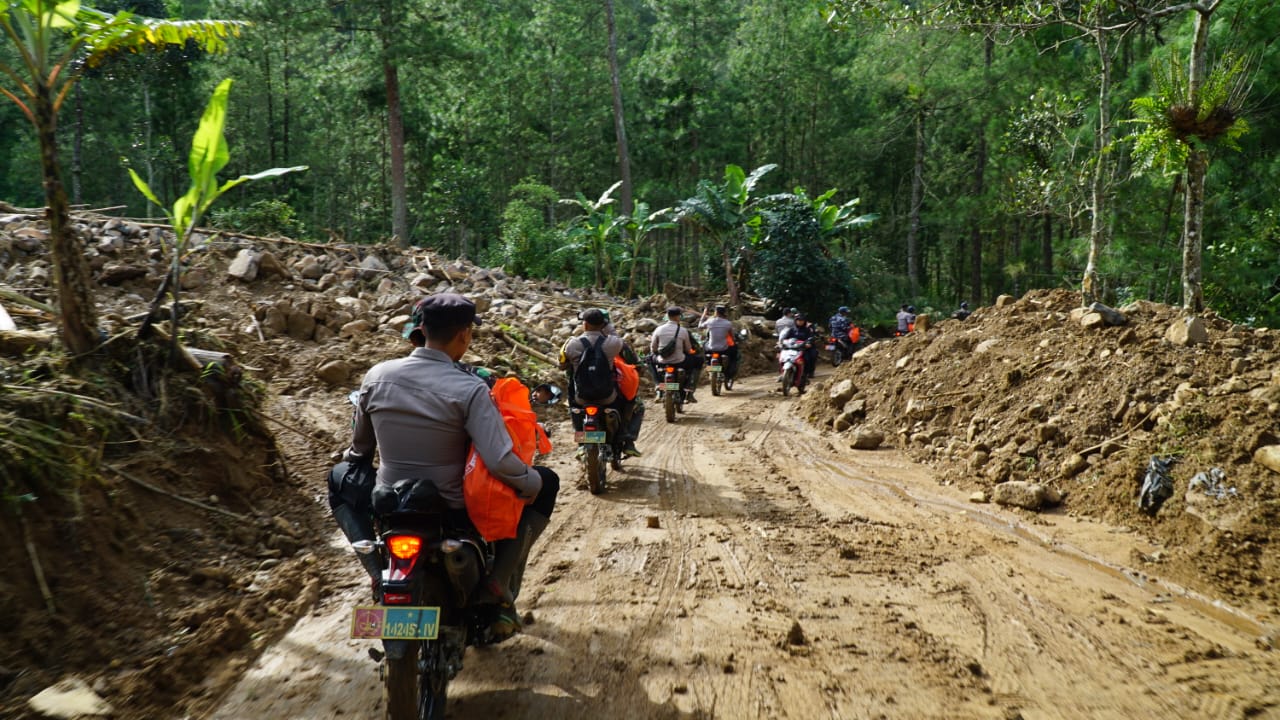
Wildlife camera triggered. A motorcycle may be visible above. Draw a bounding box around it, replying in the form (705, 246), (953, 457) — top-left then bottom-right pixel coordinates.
(777, 336), (809, 396)
(826, 327), (860, 367)
(655, 363), (688, 422)
(706, 349), (729, 396)
(571, 401), (623, 495)
(341, 383), (559, 720)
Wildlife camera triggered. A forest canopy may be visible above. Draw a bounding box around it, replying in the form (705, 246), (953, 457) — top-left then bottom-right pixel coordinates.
(2, 0), (1278, 327)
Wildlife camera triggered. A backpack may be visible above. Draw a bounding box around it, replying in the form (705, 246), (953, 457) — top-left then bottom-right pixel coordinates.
(573, 336), (616, 402)
(464, 377), (552, 541)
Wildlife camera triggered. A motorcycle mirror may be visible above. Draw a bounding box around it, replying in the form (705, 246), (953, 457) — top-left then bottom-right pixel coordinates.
(531, 383), (563, 405)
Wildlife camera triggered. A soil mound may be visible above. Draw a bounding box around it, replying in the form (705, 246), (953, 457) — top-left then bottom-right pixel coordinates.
(798, 288), (1280, 609)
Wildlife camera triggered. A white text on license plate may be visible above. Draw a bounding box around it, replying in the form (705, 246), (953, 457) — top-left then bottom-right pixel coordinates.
(350, 606), (440, 640)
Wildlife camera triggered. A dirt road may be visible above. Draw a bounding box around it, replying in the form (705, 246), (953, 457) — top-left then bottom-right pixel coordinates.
(206, 372), (1279, 720)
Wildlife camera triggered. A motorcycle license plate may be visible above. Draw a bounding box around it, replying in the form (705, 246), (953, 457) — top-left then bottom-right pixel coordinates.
(825, 344), (835, 351)
(708, 365), (722, 373)
(575, 431), (607, 443)
(663, 382), (682, 391)
(350, 606), (440, 640)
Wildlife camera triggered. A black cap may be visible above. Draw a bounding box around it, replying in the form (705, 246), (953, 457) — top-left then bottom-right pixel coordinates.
(403, 292), (480, 340)
(795, 312), (807, 321)
(582, 308), (607, 327)
(666, 306), (683, 317)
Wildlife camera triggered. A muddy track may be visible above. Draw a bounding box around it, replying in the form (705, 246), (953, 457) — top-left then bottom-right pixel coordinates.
(206, 371), (1280, 720)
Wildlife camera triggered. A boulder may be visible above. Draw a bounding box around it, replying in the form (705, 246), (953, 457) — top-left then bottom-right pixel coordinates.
(991, 481), (1047, 511)
(227, 248), (260, 281)
(849, 430), (884, 450)
(1165, 316), (1209, 346)
(1255, 446), (1280, 475)
(315, 360), (353, 385)
(828, 378), (856, 407)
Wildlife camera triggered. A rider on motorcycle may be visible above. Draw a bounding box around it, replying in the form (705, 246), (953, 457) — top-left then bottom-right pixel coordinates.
(559, 308), (643, 458)
(698, 304), (739, 381)
(343, 292), (560, 641)
(829, 306), (853, 345)
(649, 306), (703, 403)
(780, 312), (819, 380)
(774, 307), (797, 346)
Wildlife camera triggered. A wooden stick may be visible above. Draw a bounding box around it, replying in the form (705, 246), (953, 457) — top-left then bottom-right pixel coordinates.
(106, 465), (252, 522)
(501, 333), (558, 365)
(0, 287), (55, 314)
(20, 515), (56, 614)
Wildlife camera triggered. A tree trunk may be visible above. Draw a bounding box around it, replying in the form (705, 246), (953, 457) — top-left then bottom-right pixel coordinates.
(72, 85), (83, 205)
(969, 35), (992, 305)
(1040, 214), (1053, 279)
(1180, 6), (1218, 313)
(35, 85), (98, 357)
(381, 1), (409, 247)
(605, 0), (633, 217)
(1081, 29), (1113, 308)
(906, 106), (924, 294)
(722, 243), (739, 311)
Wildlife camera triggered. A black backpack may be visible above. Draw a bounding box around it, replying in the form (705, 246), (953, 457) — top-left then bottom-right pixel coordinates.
(573, 336), (615, 402)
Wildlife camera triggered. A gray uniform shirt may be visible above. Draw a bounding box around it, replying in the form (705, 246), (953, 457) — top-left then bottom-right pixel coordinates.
(561, 330), (624, 404)
(650, 320), (693, 363)
(775, 315), (796, 337)
(699, 316), (734, 351)
(347, 347), (541, 509)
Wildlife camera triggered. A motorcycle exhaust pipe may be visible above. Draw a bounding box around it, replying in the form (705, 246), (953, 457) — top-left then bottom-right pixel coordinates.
(441, 538), (482, 606)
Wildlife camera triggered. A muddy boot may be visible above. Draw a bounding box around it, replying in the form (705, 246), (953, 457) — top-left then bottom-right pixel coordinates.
(332, 504), (382, 594)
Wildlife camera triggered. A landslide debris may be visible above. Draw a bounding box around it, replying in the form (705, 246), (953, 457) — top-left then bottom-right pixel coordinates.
(799, 288), (1280, 610)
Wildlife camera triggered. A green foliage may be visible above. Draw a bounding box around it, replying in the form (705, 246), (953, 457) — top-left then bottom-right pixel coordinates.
(499, 178), (562, 279)
(749, 194), (856, 317)
(209, 198), (304, 237)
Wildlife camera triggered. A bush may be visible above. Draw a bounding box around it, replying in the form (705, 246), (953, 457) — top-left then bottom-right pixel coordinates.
(210, 199), (304, 238)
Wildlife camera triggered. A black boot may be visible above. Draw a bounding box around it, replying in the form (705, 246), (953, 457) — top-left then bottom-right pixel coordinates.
(478, 508), (551, 640)
(332, 504), (382, 592)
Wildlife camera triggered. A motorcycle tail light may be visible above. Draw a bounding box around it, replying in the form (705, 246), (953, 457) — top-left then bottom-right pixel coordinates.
(585, 406), (599, 416)
(665, 366), (675, 373)
(388, 535), (422, 560)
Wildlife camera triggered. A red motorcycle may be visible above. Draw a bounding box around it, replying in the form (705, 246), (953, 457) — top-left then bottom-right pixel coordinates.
(777, 336), (809, 396)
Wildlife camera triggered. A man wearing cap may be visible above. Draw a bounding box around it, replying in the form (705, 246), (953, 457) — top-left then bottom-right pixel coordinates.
(560, 308), (643, 457)
(698, 304), (739, 382)
(649, 306), (702, 403)
(344, 292), (559, 640)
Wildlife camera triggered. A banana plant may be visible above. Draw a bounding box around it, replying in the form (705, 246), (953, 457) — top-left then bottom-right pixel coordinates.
(618, 202), (674, 298)
(0, 0), (244, 357)
(677, 164), (776, 309)
(127, 78), (307, 354)
(557, 181), (627, 289)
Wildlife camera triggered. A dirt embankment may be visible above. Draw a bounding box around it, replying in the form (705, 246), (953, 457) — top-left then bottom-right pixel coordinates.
(798, 288), (1280, 611)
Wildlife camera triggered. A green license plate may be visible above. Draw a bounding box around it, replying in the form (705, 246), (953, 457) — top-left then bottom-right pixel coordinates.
(663, 382), (682, 391)
(575, 431), (606, 443)
(350, 606), (440, 640)
(708, 365), (722, 372)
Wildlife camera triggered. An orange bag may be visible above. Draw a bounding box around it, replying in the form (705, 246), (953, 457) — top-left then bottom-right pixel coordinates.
(464, 377), (552, 541)
(848, 326), (860, 344)
(614, 356), (639, 401)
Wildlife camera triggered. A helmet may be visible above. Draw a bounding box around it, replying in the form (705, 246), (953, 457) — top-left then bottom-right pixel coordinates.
(907, 305), (916, 314)
(838, 306), (849, 314)
(794, 312), (807, 321)
(960, 301), (969, 310)
(789, 307), (799, 315)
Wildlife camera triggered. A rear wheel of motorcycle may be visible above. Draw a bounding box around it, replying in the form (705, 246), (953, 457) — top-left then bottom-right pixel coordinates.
(664, 391), (676, 423)
(417, 642), (448, 720)
(383, 642), (420, 720)
(781, 367), (795, 397)
(585, 445), (605, 494)
(711, 371), (722, 396)
(831, 348), (844, 367)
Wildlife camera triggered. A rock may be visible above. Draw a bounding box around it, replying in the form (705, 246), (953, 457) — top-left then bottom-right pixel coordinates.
(995, 294), (1015, 308)
(340, 319), (374, 337)
(298, 255), (326, 280)
(359, 254), (390, 278)
(974, 338), (1001, 354)
(828, 379), (856, 407)
(315, 360), (353, 385)
(227, 248), (260, 281)
(991, 481), (1047, 511)
(1088, 302), (1127, 326)
(286, 311), (317, 341)
(1080, 312), (1108, 329)
(969, 491), (988, 504)
(28, 677), (113, 718)
(914, 313), (931, 332)
(1061, 454), (1088, 477)
(849, 430), (884, 450)
(97, 263), (149, 286)
(1254, 446), (1280, 475)
(257, 251), (291, 279)
(1165, 316), (1209, 346)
